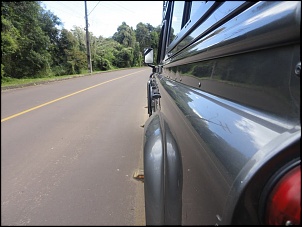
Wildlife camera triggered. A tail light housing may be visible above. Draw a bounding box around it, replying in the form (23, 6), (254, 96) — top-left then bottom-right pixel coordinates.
(265, 165), (301, 225)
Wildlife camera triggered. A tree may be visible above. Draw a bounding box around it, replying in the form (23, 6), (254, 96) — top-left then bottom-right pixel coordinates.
(1, 11), (20, 78)
(71, 26), (87, 52)
(112, 22), (136, 48)
(135, 22), (151, 54)
(1, 1), (56, 78)
(93, 38), (121, 70)
(38, 8), (62, 71)
(116, 47), (133, 68)
(1, 1), (163, 81)
(57, 29), (86, 75)
(135, 23), (160, 63)
(133, 42), (142, 67)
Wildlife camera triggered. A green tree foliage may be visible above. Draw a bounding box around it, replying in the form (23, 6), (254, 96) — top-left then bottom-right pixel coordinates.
(39, 9), (62, 70)
(1, 1), (52, 78)
(116, 47), (133, 68)
(71, 26), (87, 52)
(1, 14), (20, 78)
(133, 42), (142, 67)
(112, 22), (136, 48)
(135, 22), (151, 53)
(57, 29), (86, 75)
(1, 1), (161, 81)
(94, 38), (120, 71)
(135, 23), (160, 64)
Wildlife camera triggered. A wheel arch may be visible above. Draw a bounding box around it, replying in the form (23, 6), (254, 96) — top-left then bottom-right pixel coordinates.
(143, 112), (183, 225)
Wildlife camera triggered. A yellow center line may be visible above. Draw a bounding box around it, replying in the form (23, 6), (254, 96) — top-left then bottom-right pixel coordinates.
(1, 69), (146, 122)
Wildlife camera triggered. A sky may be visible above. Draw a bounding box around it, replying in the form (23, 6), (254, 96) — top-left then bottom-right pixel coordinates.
(41, 1), (163, 38)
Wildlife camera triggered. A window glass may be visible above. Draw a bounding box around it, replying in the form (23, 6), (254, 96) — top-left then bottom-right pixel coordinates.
(169, 1), (185, 45)
(190, 1), (206, 18)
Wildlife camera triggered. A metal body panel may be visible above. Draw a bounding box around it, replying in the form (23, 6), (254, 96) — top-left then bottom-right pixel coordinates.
(154, 73), (300, 224)
(143, 114), (165, 225)
(143, 112), (182, 225)
(163, 44), (300, 122)
(143, 1), (300, 225)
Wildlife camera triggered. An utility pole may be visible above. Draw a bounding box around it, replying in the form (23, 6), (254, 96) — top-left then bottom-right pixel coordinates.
(84, 1), (92, 73)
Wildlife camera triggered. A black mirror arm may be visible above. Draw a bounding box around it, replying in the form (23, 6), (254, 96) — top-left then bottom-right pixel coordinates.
(147, 64), (158, 73)
(147, 64), (155, 68)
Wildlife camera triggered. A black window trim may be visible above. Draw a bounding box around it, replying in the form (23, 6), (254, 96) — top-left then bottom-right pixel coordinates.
(167, 1), (220, 54)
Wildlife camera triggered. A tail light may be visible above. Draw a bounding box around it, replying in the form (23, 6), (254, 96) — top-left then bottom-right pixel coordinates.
(265, 165), (301, 225)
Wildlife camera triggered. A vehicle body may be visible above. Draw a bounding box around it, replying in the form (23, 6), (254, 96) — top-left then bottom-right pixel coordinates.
(143, 1), (300, 225)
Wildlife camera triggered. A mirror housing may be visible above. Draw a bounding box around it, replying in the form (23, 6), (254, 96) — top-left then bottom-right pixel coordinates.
(144, 48), (153, 64)
(144, 48), (159, 73)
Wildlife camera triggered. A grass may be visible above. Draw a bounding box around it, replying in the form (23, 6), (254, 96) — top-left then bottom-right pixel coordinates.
(1, 73), (89, 89)
(1, 67), (135, 90)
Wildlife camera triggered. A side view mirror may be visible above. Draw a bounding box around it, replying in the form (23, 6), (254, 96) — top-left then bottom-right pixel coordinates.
(144, 48), (153, 64)
(144, 48), (159, 73)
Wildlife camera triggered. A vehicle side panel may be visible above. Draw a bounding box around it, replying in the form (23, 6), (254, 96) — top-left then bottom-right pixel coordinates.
(144, 1), (300, 225)
(155, 72), (300, 224)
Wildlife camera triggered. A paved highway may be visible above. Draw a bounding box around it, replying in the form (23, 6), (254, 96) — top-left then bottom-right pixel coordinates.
(1, 68), (150, 225)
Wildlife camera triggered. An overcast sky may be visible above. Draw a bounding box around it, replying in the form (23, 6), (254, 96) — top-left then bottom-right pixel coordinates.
(41, 1), (163, 38)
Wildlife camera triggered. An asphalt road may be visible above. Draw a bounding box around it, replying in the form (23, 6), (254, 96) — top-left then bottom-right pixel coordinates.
(1, 67), (150, 225)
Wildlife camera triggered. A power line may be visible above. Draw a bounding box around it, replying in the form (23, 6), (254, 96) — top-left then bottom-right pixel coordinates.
(88, 1), (101, 16)
(109, 1), (136, 14)
(42, 2), (84, 20)
(58, 1), (84, 17)
(68, 1), (85, 14)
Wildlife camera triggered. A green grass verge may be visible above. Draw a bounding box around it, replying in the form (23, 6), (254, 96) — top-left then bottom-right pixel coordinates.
(1, 67), (138, 90)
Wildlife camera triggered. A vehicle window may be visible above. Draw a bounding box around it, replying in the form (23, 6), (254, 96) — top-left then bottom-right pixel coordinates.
(168, 1), (185, 45)
(167, 1), (216, 54)
(190, 1), (207, 18)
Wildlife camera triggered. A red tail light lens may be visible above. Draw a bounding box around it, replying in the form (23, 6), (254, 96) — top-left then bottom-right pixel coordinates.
(265, 165), (301, 225)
